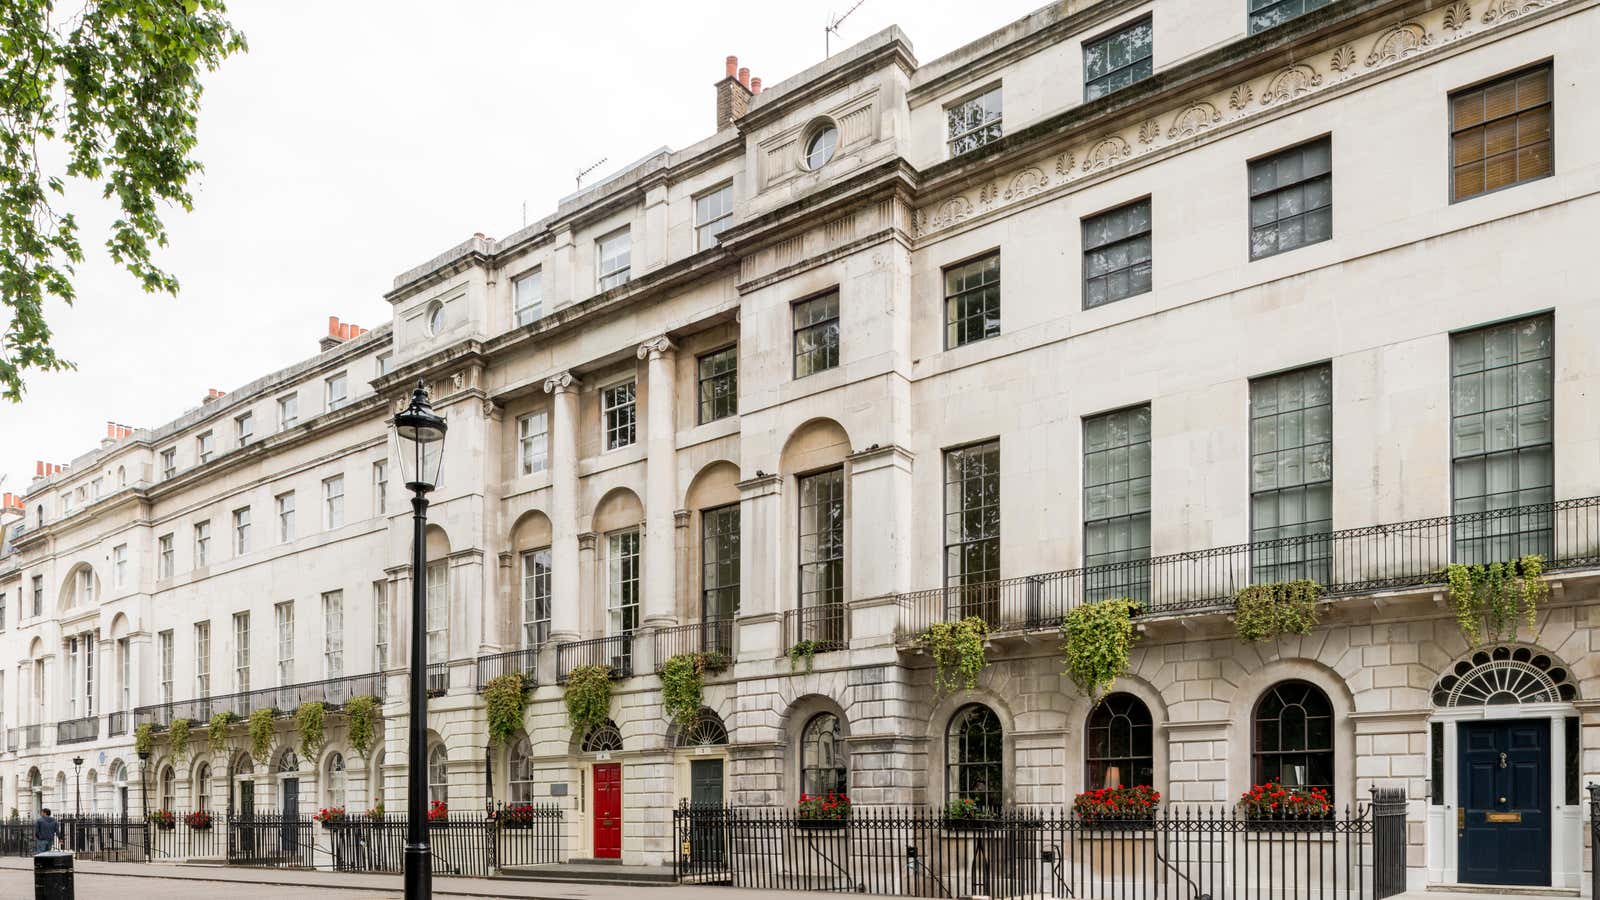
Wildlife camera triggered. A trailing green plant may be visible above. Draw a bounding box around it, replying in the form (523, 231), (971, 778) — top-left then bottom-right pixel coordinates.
(207, 712), (238, 757)
(168, 718), (193, 762)
(484, 673), (530, 747)
(660, 654), (706, 724)
(134, 722), (154, 757)
(788, 640), (820, 673)
(296, 701), (326, 758)
(918, 616), (990, 694)
(346, 695), (379, 758)
(563, 665), (612, 735)
(1446, 554), (1547, 646)
(1061, 598), (1141, 703)
(1233, 579), (1324, 643)
(248, 708), (275, 764)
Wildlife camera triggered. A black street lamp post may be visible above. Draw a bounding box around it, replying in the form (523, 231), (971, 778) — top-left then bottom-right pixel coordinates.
(391, 381), (447, 900)
(137, 750), (150, 823)
(72, 756), (83, 818)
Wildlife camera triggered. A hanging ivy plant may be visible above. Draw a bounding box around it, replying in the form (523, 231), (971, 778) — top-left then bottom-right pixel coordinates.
(1061, 598), (1141, 703)
(207, 712), (238, 757)
(134, 722), (154, 757)
(296, 702), (326, 758)
(484, 674), (530, 748)
(660, 654), (706, 724)
(168, 718), (193, 762)
(918, 616), (990, 694)
(564, 665), (612, 736)
(1233, 579), (1324, 643)
(787, 640), (819, 673)
(1446, 554), (1547, 646)
(248, 708), (275, 764)
(346, 695), (379, 758)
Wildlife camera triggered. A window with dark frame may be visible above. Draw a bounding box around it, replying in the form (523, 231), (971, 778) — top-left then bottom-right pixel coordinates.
(944, 253), (1001, 348)
(946, 704), (1004, 811)
(801, 712), (847, 796)
(943, 440), (1000, 622)
(793, 292), (840, 378)
(1247, 0), (1331, 35)
(946, 85), (1003, 157)
(1450, 64), (1552, 202)
(1449, 314), (1554, 562)
(695, 183), (734, 250)
(1083, 405), (1151, 602)
(798, 467), (845, 645)
(1252, 680), (1334, 796)
(1084, 18), (1152, 102)
(1086, 692), (1155, 789)
(1082, 198), (1152, 309)
(602, 380), (637, 451)
(1249, 137), (1332, 260)
(697, 346), (738, 424)
(1249, 364), (1333, 584)
(701, 504), (741, 626)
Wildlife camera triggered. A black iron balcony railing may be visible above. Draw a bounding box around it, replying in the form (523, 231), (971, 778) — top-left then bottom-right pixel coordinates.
(783, 603), (848, 655)
(475, 647), (539, 691)
(133, 671), (386, 728)
(106, 711), (128, 736)
(426, 661), (449, 696)
(653, 617), (735, 671)
(57, 715), (98, 744)
(555, 634), (633, 683)
(23, 723), (43, 749)
(898, 496), (1600, 639)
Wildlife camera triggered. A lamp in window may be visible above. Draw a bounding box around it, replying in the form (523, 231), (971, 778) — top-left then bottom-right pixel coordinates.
(389, 379), (448, 900)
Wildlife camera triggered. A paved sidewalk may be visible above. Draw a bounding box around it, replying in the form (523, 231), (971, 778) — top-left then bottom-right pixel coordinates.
(0, 857), (795, 900)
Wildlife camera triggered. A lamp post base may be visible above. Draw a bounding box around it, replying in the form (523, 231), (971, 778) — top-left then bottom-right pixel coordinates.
(404, 842), (432, 898)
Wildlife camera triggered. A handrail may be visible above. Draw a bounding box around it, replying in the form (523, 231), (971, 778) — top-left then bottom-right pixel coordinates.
(555, 634), (633, 683)
(57, 715), (98, 744)
(897, 496), (1600, 638)
(653, 617), (735, 671)
(475, 647), (539, 690)
(134, 670), (385, 728)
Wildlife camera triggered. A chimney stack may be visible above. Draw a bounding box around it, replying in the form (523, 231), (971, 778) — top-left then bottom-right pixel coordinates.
(203, 388), (226, 404)
(104, 421), (135, 442)
(33, 461), (65, 481)
(750, 77), (762, 95)
(715, 53), (754, 131)
(321, 316), (370, 351)
(1, 492), (23, 512)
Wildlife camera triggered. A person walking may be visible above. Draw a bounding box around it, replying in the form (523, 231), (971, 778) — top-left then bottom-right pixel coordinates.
(34, 806), (61, 855)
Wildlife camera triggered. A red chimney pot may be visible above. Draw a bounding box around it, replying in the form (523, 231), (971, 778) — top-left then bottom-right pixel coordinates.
(751, 77), (762, 94)
(726, 55), (738, 78)
(738, 67), (750, 88)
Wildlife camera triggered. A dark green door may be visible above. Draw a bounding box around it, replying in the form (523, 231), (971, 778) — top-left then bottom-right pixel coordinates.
(689, 759), (725, 865)
(1458, 719), (1550, 886)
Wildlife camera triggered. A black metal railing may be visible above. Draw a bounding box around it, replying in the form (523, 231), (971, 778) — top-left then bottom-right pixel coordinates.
(899, 496), (1600, 638)
(783, 604), (848, 655)
(57, 715), (98, 744)
(3, 815), (148, 862)
(555, 634), (634, 683)
(133, 671), (386, 729)
(107, 711), (128, 736)
(22, 723), (42, 748)
(654, 617), (736, 671)
(227, 812), (315, 868)
(327, 806), (565, 875)
(1590, 784), (1600, 900)
(475, 648), (539, 691)
(146, 811), (226, 860)
(674, 802), (1385, 899)
(1371, 788), (1407, 899)
(426, 662), (449, 696)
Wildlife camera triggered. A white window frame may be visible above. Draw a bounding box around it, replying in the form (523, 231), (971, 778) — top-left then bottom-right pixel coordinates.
(233, 506), (251, 555)
(275, 601), (295, 686)
(278, 394), (299, 430)
(276, 492), (295, 543)
(945, 84), (1004, 158)
(112, 544), (128, 588)
(597, 228), (631, 291)
(325, 371), (349, 411)
(194, 520), (211, 567)
(694, 182), (734, 250)
(426, 561), (448, 665)
(376, 352), (393, 377)
(324, 475), (345, 530)
(322, 590), (344, 679)
(235, 411), (254, 445)
(196, 431), (215, 464)
(233, 612), (251, 694)
(513, 269), (543, 327)
(158, 630), (174, 706)
(160, 448), (177, 480)
(158, 534), (175, 579)
(194, 621), (211, 699)
(373, 460), (388, 515)
(373, 580), (389, 672)
(517, 411), (548, 475)
(601, 379), (637, 452)
(606, 528), (641, 637)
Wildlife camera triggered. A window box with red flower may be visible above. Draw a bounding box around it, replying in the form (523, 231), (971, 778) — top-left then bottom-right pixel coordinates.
(796, 792), (850, 830)
(1072, 785), (1160, 829)
(313, 806), (348, 827)
(940, 797), (998, 833)
(148, 809), (176, 830)
(1237, 783), (1333, 831)
(495, 803), (540, 830)
(427, 800), (449, 824)
(183, 810), (213, 831)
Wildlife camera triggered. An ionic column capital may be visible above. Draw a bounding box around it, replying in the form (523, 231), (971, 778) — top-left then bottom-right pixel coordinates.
(543, 371), (581, 395)
(636, 335), (677, 360)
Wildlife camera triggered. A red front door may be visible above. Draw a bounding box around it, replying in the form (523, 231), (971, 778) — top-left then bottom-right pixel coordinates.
(593, 763), (622, 859)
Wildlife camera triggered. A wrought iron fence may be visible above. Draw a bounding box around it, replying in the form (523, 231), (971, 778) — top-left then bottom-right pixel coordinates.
(227, 813), (316, 867)
(427, 662), (449, 696)
(22, 723), (42, 749)
(57, 715), (98, 744)
(134, 671), (386, 729)
(899, 497), (1600, 637)
(1, 816), (149, 861)
(107, 711), (128, 736)
(326, 806), (564, 875)
(655, 617), (735, 670)
(676, 802), (1391, 899)
(476, 647), (539, 690)
(783, 605), (848, 656)
(144, 811), (227, 860)
(556, 634), (634, 682)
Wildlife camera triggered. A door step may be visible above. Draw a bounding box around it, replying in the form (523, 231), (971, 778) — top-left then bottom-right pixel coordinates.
(1425, 885), (1579, 897)
(498, 862), (677, 885)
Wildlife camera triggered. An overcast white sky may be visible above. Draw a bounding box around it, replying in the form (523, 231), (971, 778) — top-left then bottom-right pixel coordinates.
(0, 0), (1046, 492)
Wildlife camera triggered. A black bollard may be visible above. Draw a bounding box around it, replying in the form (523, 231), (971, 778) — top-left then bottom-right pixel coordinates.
(33, 850), (74, 900)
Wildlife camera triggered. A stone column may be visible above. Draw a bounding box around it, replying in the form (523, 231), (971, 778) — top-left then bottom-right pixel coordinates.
(735, 474), (782, 660)
(544, 371), (582, 645)
(637, 335), (679, 629)
(846, 445), (915, 647)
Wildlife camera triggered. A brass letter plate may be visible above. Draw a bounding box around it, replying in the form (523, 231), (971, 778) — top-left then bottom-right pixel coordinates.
(1485, 811), (1522, 823)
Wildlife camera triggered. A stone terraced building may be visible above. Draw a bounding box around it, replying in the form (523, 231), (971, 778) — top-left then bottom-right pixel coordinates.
(1, 0), (1598, 892)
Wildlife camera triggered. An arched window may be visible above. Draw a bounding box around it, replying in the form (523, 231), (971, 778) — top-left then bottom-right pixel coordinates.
(195, 763), (211, 812)
(277, 749), (299, 775)
(117, 466), (126, 487)
(1086, 693), (1154, 789)
(1252, 680), (1334, 793)
(674, 708), (728, 749)
(325, 753), (346, 809)
(508, 737), (536, 803)
(946, 704), (1003, 811)
(28, 769), (42, 815)
(428, 744), (449, 804)
(800, 713), (847, 796)
(581, 720), (623, 753)
(159, 766), (176, 811)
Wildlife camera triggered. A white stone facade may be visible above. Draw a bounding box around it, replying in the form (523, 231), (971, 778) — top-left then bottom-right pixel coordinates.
(2, 0), (1598, 891)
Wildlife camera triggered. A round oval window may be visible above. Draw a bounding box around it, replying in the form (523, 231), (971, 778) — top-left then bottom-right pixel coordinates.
(427, 302), (445, 336)
(805, 125), (838, 170)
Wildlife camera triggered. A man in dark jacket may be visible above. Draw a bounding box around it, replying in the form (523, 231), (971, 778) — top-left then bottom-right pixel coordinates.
(34, 807), (60, 854)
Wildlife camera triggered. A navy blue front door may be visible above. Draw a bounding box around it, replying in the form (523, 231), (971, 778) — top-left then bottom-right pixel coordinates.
(1458, 719), (1550, 886)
